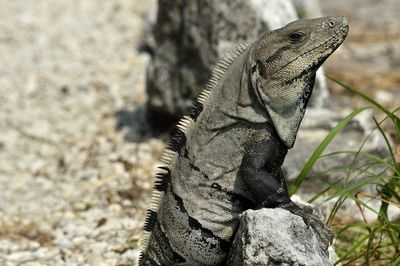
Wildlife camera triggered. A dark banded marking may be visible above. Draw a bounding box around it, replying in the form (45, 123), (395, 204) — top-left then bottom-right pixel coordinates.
(264, 45), (290, 66)
(139, 42), (252, 265)
(180, 146), (210, 180)
(168, 127), (186, 152)
(189, 161), (210, 180)
(171, 188), (231, 252)
(158, 165), (169, 172)
(139, 216), (186, 265)
(283, 60), (320, 86)
(299, 78), (315, 112)
(283, 31), (343, 87)
(188, 99), (204, 121)
(210, 182), (254, 209)
(153, 221), (186, 264)
(154, 179), (169, 191)
(143, 210), (158, 232)
(154, 169), (171, 191)
(187, 216), (230, 252)
(138, 252), (144, 265)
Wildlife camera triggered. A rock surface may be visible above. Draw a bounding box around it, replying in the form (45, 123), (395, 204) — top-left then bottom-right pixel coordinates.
(146, 0), (328, 124)
(227, 208), (333, 266)
(292, 0), (323, 18)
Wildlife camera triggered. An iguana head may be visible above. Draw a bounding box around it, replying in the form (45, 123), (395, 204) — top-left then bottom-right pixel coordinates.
(250, 16), (348, 148)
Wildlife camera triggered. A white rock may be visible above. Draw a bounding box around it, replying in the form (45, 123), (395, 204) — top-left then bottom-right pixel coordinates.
(7, 251), (33, 262)
(227, 208), (334, 265)
(375, 90), (394, 104)
(118, 249), (140, 265)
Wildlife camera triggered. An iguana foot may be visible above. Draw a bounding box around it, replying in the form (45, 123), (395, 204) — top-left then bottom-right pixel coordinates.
(279, 201), (334, 250)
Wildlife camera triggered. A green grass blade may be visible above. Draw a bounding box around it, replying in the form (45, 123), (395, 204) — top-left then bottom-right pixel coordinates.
(327, 75), (400, 139)
(334, 233), (369, 265)
(373, 117), (396, 167)
(289, 107), (369, 196)
(320, 150), (398, 176)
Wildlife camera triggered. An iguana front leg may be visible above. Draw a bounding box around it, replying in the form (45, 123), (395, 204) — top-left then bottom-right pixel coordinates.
(238, 130), (333, 249)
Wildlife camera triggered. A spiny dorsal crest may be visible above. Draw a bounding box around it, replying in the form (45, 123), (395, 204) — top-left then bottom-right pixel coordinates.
(138, 42), (251, 264)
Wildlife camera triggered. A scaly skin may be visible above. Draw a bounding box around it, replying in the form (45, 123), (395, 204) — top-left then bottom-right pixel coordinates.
(139, 16), (348, 266)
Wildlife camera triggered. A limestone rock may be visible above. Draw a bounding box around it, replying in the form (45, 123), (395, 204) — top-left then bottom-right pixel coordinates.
(146, 0), (329, 125)
(226, 208), (333, 266)
(292, 0), (324, 18)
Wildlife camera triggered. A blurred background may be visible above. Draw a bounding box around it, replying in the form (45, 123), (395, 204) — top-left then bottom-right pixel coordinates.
(0, 0), (398, 265)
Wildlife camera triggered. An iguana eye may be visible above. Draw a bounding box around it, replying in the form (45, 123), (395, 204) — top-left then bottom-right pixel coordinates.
(288, 32), (305, 43)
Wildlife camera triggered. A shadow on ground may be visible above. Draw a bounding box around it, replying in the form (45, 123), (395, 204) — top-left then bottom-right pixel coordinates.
(114, 103), (171, 143)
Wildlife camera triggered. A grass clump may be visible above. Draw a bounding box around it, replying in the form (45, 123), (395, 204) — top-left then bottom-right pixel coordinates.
(289, 77), (400, 266)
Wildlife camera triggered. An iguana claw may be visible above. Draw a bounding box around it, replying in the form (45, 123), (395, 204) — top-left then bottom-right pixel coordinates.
(279, 202), (334, 250)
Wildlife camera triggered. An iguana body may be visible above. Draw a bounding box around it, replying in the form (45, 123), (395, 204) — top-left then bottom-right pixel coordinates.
(139, 16), (348, 265)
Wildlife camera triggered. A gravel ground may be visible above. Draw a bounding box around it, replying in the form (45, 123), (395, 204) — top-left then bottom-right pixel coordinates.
(0, 1), (159, 265)
(0, 1), (398, 266)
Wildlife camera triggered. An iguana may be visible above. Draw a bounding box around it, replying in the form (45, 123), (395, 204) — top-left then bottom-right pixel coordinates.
(139, 16), (348, 265)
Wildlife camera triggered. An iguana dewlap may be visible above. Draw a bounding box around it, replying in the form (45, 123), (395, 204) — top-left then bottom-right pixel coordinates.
(139, 16), (348, 266)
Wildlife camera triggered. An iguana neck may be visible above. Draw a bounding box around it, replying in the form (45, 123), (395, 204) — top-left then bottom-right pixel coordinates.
(217, 47), (270, 125)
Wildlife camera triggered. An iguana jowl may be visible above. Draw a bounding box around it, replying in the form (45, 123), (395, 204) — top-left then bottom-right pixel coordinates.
(139, 16), (348, 265)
